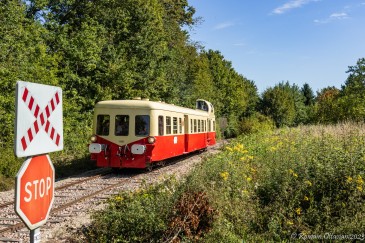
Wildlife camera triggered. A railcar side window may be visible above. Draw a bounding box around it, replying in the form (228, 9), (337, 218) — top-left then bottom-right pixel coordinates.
(173, 117), (178, 134)
(179, 118), (182, 134)
(135, 115), (150, 136)
(115, 115), (129, 136)
(158, 116), (164, 136)
(198, 120), (201, 132)
(96, 115), (110, 136)
(166, 117), (172, 135)
(208, 120), (211, 132)
(194, 119), (197, 133)
(190, 119), (193, 133)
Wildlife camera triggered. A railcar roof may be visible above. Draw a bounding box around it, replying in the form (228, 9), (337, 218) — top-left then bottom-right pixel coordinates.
(95, 100), (212, 116)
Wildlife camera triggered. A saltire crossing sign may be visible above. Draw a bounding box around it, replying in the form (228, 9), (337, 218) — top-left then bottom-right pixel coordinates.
(14, 81), (63, 158)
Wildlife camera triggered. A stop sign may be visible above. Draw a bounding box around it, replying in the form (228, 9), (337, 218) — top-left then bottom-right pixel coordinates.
(15, 155), (55, 230)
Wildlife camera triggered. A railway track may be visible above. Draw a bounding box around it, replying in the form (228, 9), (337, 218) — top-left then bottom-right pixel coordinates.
(0, 169), (121, 237)
(0, 142), (223, 242)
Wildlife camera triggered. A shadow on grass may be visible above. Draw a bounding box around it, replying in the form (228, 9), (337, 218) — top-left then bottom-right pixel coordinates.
(53, 156), (98, 179)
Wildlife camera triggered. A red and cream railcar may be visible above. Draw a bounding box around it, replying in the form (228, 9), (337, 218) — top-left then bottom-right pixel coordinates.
(89, 99), (216, 169)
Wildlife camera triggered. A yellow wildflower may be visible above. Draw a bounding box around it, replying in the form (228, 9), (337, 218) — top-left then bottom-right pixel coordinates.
(287, 220), (294, 226)
(235, 144), (244, 151)
(304, 196), (309, 201)
(357, 175), (364, 185)
(269, 146), (277, 152)
(220, 171), (229, 181)
(346, 176), (353, 183)
(226, 147), (233, 152)
(246, 177), (252, 182)
(296, 207), (301, 215)
(357, 186), (363, 192)
(305, 180), (312, 187)
(288, 169), (298, 177)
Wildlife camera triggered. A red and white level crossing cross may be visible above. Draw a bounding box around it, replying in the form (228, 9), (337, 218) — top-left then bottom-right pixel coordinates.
(20, 87), (61, 151)
(15, 81), (63, 158)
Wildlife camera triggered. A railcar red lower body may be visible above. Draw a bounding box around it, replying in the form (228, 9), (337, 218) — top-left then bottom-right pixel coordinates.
(90, 132), (216, 169)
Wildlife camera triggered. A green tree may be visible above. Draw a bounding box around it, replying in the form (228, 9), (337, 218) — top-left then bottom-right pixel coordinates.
(260, 82), (296, 127)
(291, 84), (308, 125)
(301, 83), (315, 106)
(0, 0), (59, 145)
(338, 58), (365, 121)
(315, 86), (340, 123)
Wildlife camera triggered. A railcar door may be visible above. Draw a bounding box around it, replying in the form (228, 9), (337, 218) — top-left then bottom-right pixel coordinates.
(184, 115), (189, 152)
(207, 119), (213, 145)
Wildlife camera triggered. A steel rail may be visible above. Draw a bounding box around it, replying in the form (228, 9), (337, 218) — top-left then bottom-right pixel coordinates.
(0, 177), (127, 235)
(0, 170), (112, 211)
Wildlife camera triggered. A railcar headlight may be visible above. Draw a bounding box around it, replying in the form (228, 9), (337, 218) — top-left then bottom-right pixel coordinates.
(147, 136), (156, 144)
(90, 135), (97, 143)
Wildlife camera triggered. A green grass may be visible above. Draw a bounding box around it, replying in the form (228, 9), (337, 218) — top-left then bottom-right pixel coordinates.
(72, 123), (365, 242)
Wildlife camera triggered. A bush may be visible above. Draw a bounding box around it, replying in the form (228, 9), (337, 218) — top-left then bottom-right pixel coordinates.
(239, 112), (275, 134)
(0, 147), (23, 190)
(78, 179), (215, 242)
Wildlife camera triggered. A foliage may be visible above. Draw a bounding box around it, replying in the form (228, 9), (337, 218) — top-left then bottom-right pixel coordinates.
(301, 83), (315, 106)
(190, 123), (365, 241)
(338, 58), (365, 121)
(76, 179), (216, 242)
(79, 123), (365, 242)
(314, 86), (341, 124)
(260, 82), (296, 127)
(239, 112), (275, 135)
(260, 82), (310, 127)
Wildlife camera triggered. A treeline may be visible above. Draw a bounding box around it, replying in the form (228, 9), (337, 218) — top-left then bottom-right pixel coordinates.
(1, 0), (364, 169)
(258, 57), (365, 128)
(0, 0), (257, 158)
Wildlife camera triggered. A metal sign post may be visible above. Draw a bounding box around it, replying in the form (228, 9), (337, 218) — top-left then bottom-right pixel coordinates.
(30, 228), (41, 243)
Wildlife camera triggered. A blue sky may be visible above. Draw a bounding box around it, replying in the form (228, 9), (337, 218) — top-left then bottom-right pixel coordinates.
(187, 0), (365, 93)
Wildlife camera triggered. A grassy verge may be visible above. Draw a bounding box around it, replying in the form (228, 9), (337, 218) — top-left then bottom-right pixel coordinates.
(73, 123), (365, 242)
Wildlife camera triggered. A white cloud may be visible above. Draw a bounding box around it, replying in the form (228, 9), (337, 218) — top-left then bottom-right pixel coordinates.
(330, 12), (348, 19)
(272, 0), (319, 15)
(214, 22), (235, 30)
(314, 12), (349, 24)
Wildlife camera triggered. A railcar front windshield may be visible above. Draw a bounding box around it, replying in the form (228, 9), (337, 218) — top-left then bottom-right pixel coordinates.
(135, 115), (150, 136)
(96, 115), (110, 136)
(115, 115), (129, 136)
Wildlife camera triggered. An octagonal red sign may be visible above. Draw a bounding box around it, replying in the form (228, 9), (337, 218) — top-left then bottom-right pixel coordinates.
(15, 155), (55, 230)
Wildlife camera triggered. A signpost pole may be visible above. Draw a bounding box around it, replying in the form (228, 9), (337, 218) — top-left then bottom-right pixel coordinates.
(30, 228), (41, 243)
